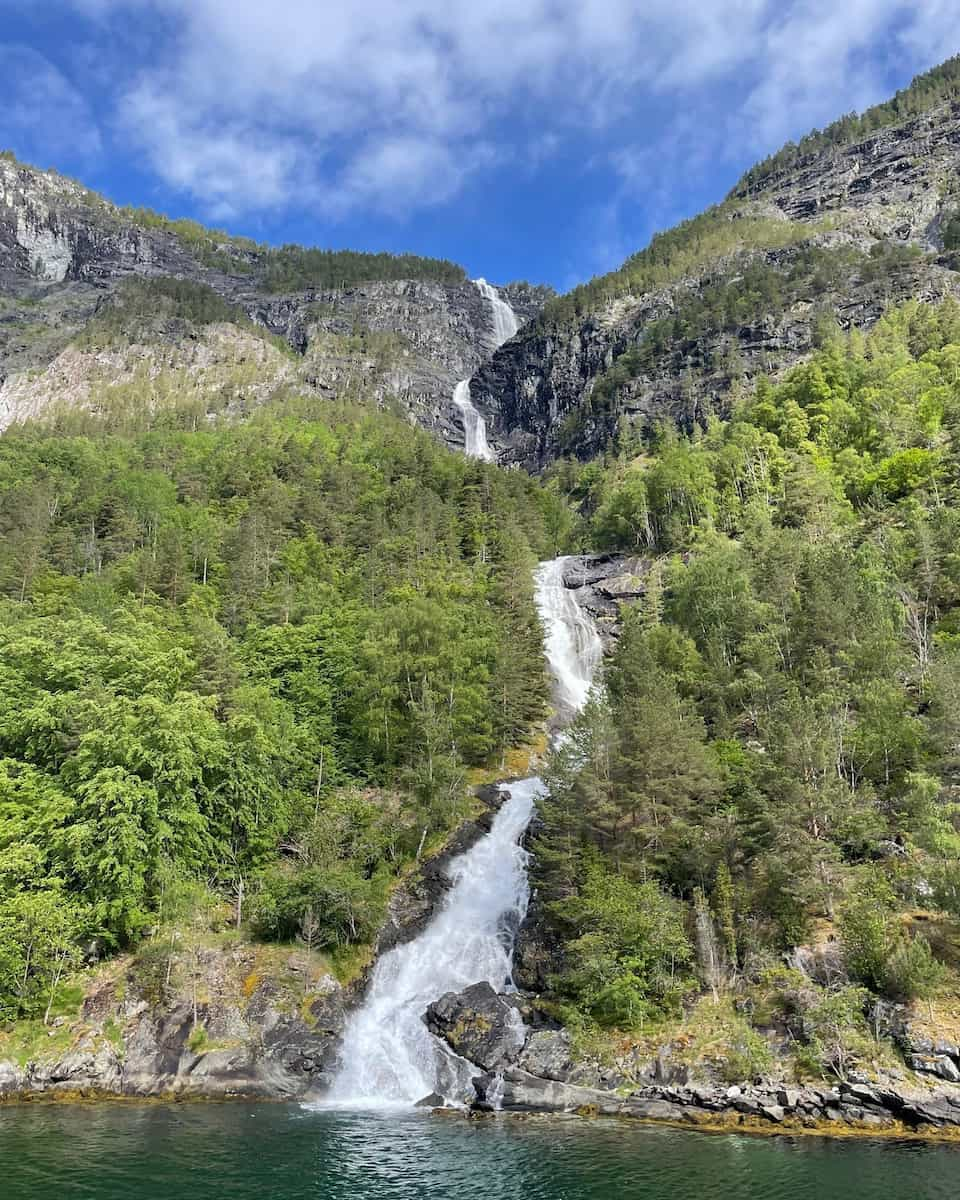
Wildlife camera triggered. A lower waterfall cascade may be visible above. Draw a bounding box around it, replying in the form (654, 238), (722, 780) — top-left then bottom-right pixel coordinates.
(323, 556), (601, 1108)
(452, 279), (519, 462)
(453, 379), (494, 461)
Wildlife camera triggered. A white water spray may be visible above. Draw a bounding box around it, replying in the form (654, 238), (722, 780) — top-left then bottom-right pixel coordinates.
(534, 557), (604, 722)
(324, 557), (601, 1108)
(475, 277), (519, 345)
(452, 278), (519, 462)
(453, 380), (494, 462)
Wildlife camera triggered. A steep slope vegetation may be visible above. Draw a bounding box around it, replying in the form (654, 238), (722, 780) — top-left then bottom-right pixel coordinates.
(0, 395), (562, 1028)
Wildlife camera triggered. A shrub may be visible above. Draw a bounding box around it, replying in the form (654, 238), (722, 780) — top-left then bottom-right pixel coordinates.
(550, 861), (696, 1029)
(251, 865), (379, 950)
(721, 1024), (775, 1083)
(943, 210), (960, 252)
(802, 986), (871, 1081)
(883, 934), (947, 1003)
(130, 940), (178, 1007)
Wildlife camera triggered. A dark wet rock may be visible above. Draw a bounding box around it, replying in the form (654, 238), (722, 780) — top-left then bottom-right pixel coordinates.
(512, 899), (566, 993)
(426, 982), (527, 1073)
(415, 1091), (446, 1108)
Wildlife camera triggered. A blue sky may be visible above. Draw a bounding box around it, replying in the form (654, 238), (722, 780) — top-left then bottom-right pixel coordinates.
(3, 1), (958, 290)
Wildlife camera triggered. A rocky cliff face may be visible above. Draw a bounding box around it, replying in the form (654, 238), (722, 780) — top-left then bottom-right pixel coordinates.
(0, 156), (552, 446)
(472, 99), (960, 468)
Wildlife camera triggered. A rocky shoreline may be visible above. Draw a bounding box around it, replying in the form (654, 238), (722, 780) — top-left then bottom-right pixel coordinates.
(424, 982), (960, 1138)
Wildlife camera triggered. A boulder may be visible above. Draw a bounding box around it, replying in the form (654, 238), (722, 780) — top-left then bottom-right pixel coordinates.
(909, 1053), (960, 1083)
(30, 1036), (121, 1094)
(516, 1029), (575, 1082)
(621, 1098), (688, 1122)
(901, 1098), (960, 1128)
(0, 1060), (25, 1095)
(425, 982), (527, 1073)
(489, 1067), (621, 1114)
(842, 1082), (882, 1106)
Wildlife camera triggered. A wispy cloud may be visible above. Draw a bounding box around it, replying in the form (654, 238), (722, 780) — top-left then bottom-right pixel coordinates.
(64, 0), (957, 222)
(0, 44), (102, 164)
(8, 0), (960, 279)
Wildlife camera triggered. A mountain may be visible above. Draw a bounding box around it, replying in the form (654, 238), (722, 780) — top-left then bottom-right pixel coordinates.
(472, 56), (960, 468)
(0, 151), (551, 443)
(9, 56), (960, 1123)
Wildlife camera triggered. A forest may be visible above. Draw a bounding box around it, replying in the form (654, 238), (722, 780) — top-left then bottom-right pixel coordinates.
(0, 396), (560, 1020)
(535, 299), (960, 1075)
(121, 203), (466, 289)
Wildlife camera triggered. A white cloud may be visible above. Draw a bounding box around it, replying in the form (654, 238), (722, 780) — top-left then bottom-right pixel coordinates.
(61, 0), (960, 228)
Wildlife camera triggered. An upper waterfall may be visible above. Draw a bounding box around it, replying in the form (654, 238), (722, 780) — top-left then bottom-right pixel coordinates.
(475, 278), (519, 347)
(323, 557), (601, 1108)
(452, 279), (519, 462)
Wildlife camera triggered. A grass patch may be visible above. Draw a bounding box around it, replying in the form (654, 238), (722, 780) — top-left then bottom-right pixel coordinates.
(103, 1018), (124, 1052)
(0, 1021), (78, 1068)
(187, 1024), (209, 1054)
(327, 943), (374, 987)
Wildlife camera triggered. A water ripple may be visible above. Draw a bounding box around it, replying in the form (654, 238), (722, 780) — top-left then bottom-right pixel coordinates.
(1, 1105), (958, 1200)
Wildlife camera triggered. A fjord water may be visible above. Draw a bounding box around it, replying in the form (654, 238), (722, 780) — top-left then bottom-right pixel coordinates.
(453, 278), (519, 460)
(3, 1103), (957, 1200)
(328, 556), (599, 1106)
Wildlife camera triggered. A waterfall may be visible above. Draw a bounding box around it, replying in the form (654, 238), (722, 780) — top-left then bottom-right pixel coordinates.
(453, 380), (494, 462)
(474, 277), (519, 346)
(533, 557), (604, 722)
(452, 279), (519, 462)
(324, 557), (601, 1109)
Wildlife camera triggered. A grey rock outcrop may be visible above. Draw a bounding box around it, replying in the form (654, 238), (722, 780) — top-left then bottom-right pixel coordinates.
(0, 948), (348, 1101)
(0, 156), (552, 447)
(472, 99), (960, 469)
(424, 981), (960, 1134)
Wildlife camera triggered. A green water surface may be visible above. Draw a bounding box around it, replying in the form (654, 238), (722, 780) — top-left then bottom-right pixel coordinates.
(1, 1103), (957, 1199)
